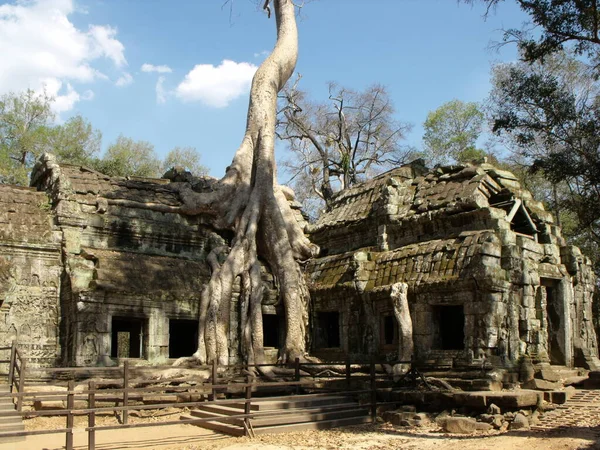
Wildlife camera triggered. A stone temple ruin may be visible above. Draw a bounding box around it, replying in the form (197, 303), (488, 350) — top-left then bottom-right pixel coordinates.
(0, 154), (598, 375)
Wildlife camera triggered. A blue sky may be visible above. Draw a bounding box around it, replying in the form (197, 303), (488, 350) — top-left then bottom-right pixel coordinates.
(0, 0), (528, 177)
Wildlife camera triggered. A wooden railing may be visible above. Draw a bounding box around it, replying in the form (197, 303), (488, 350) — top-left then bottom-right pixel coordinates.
(1, 341), (27, 411)
(0, 355), (406, 450)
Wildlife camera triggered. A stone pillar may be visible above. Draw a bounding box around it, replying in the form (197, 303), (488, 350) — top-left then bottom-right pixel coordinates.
(557, 278), (574, 367)
(391, 282), (413, 362)
(147, 310), (169, 364)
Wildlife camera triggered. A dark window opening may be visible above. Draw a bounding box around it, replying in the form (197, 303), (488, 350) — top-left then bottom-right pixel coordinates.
(489, 194), (537, 237)
(169, 319), (198, 358)
(111, 317), (144, 358)
(382, 315), (398, 346)
(511, 206), (537, 236)
(315, 312), (340, 348)
(263, 314), (282, 348)
(432, 305), (464, 350)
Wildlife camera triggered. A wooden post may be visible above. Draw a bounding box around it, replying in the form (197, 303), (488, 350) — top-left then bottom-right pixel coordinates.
(370, 356), (376, 421)
(7, 341), (16, 392)
(210, 359), (217, 401)
(88, 381), (96, 450)
(16, 359), (25, 412)
(244, 375), (252, 436)
(66, 380), (74, 450)
(122, 360), (130, 424)
(294, 357), (300, 395)
(345, 357), (351, 390)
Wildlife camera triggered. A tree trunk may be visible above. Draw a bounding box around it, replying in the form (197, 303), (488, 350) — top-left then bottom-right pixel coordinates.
(391, 282), (413, 372)
(175, 0), (317, 366)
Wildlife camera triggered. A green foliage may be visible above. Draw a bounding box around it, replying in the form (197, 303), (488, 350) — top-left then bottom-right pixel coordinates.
(162, 146), (209, 176)
(422, 99), (486, 165)
(464, 1), (600, 73)
(93, 135), (162, 178)
(47, 116), (102, 167)
(0, 90), (54, 185)
(488, 53), (600, 273)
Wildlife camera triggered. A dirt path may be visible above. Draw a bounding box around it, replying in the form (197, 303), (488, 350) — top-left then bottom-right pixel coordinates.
(5, 422), (600, 450)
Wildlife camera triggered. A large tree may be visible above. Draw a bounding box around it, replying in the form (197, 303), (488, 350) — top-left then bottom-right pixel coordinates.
(46, 115), (102, 168)
(278, 80), (412, 213)
(422, 99), (486, 166)
(464, 1), (600, 71)
(488, 51), (600, 262)
(0, 90), (54, 185)
(94, 135), (162, 178)
(0, 91), (102, 184)
(162, 146), (208, 176)
(174, 0), (317, 366)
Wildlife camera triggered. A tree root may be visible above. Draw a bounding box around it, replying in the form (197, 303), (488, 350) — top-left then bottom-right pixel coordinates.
(174, 1), (318, 368)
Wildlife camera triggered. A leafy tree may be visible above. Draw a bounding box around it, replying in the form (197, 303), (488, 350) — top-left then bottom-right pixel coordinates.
(172, 0), (318, 365)
(277, 78), (412, 212)
(488, 52), (600, 257)
(0, 90), (54, 184)
(422, 99), (486, 166)
(46, 116), (102, 167)
(162, 146), (209, 176)
(94, 135), (161, 178)
(464, 0), (600, 72)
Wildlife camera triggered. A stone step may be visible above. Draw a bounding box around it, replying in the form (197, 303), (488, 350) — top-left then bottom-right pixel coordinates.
(252, 415), (372, 435)
(0, 415), (22, 425)
(180, 413), (245, 437)
(182, 393), (370, 437)
(0, 423), (25, 433)
(251, 394), (354, 411)
(251, 407), (369, 428)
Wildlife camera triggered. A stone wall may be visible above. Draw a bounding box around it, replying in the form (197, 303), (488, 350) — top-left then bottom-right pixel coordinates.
(0, 184), (62, 366)
(307, 161), (600, 370)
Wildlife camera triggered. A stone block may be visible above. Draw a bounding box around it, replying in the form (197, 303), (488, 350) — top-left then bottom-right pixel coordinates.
(509, 413), (529, 430)
(440, 416), (492, 434)
(521, 378), (561, 391)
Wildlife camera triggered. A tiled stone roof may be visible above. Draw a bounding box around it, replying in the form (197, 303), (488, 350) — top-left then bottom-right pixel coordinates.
(307, 230), (499, 292)
(310, 161), (554, 233)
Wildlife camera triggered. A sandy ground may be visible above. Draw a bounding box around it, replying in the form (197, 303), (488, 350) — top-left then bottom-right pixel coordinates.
(4, 416), (600, 450)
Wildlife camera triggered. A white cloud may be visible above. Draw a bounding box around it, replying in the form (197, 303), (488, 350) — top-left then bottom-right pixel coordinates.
(0, 0), (127, 113)
(156, 76), (167, 104)
(254, 50), (270, 58)
(42, 78), (79, 116)
(175, 60), (257, 108)
(88, 25), (126, 68)
(115, 72), (133, 87)
(142, 63), (172, 74)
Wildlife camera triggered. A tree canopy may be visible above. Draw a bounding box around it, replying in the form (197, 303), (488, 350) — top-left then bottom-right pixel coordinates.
(422, 99), (486, 166)
(278, 79), (412, 213)
(465, 1), (600, 72)
(0, 90), (208, 183)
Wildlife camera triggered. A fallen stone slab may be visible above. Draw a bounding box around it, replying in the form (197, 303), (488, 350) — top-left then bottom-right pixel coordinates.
(522, 379), (562, 391)
(453, 390), (542, 409)
(439, 416), (492, 434)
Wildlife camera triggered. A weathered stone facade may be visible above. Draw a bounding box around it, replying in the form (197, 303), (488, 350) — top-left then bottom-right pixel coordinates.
(0, 156), (597, 370)
(306, 160), (599, 370)
(0, 184), (61, 366)
(0, 155), (276, 367)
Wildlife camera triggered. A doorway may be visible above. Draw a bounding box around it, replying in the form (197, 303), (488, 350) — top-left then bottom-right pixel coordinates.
(111, 317), (145, 358)
(169, 319), (198, 358)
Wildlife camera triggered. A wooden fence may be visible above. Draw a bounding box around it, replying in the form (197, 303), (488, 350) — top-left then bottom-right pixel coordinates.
(0, 348), (408, 450)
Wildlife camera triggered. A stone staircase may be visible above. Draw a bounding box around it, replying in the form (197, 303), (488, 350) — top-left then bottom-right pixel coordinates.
(0, 384), (25, 444)
(181, 393), (371, 436)
(532, 389), (600, 433)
